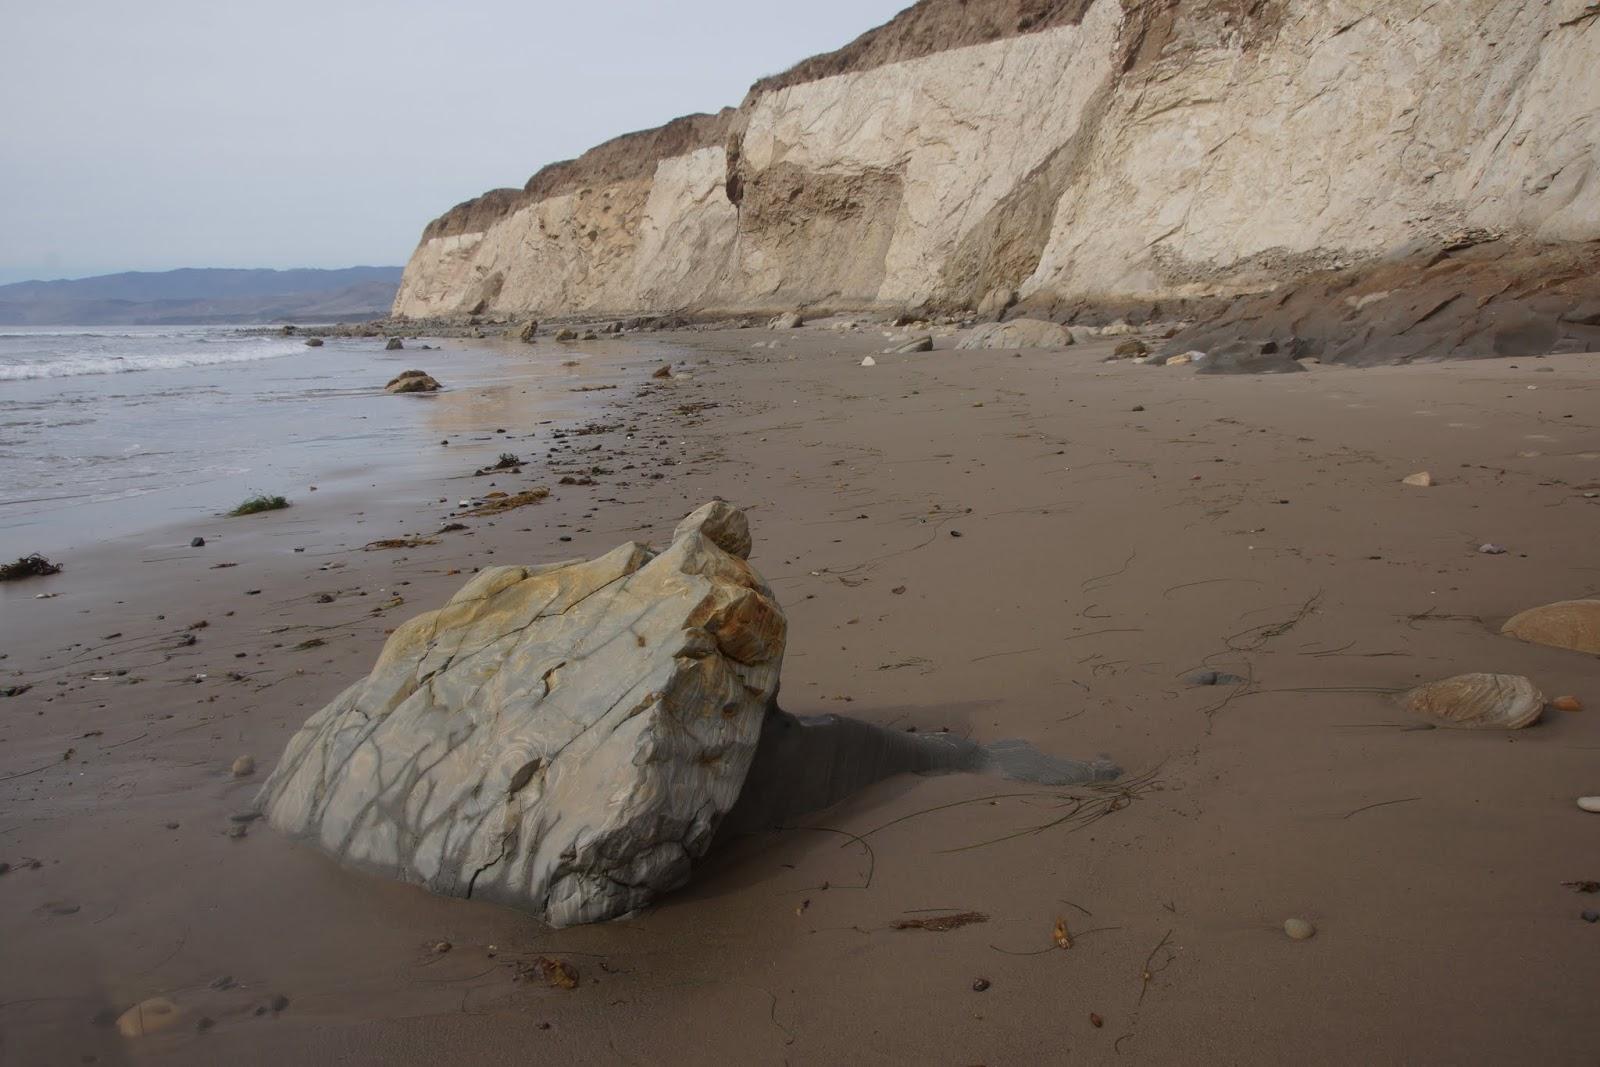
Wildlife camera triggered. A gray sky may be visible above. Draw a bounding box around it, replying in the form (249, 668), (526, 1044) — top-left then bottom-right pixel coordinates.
(0, 0), (910, 284)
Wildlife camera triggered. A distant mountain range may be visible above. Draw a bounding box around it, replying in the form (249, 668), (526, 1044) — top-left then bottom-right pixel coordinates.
(0, 266), (403, 325)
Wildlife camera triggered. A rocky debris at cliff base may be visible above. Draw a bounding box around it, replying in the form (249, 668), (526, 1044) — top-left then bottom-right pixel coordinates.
(1168, 240), (1600, 367)
(1500, 600), (1600, 655)
(886, 335), (934, 353)
(385, 370), (442, 394)
(956, 319), (1071, 350)
(553, 328), (578, 341)
(385, 338), (404, 351)
(1191, 345), (1304, 375)
(1400, 673), (1545, 730)
(1111, 339), (1149, 359)
(769, 312), (803, 330)
(516, 319), (538, 343)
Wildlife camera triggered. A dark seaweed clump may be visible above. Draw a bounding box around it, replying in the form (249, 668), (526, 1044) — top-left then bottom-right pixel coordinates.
(0, 554), (62, 581)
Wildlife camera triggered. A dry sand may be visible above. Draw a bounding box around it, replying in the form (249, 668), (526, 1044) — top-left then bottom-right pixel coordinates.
(2, 327), (1598, 1064)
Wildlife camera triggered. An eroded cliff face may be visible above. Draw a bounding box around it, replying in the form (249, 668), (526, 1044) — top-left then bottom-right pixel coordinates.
(393, 0), (1600, 325)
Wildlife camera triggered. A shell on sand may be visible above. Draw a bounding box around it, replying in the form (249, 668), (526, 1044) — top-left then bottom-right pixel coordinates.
(1400, 673), (1545, 730)
(1501, 599), (1600, 656)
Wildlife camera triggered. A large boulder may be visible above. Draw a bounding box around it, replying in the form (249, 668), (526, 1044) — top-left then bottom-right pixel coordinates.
(956, 318), (1071, 350)
(1501, 599), (1600, 655)
(257, 502), (784, 927)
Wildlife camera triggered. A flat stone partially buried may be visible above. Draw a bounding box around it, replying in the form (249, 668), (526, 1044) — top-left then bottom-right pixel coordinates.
(257, 503), (785, 927)
(1400, 672), (1545, 730)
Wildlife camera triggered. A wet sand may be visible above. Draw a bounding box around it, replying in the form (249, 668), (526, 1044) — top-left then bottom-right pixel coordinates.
(2, 327), (1598, 1064)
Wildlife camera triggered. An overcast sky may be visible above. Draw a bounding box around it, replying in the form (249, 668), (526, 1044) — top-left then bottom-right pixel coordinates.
(0, 0), (909, 284)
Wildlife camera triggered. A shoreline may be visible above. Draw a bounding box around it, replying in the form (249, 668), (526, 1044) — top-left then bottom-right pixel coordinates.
(2, 327), (1598, 1064)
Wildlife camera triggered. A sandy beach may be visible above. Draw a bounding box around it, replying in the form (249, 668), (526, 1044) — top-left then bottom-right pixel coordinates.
(2, 326), (1598, 1065)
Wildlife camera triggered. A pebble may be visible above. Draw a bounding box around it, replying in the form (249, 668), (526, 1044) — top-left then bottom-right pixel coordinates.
(1578, 797), (1600, 813)
(231, 755), (255, 778)
(190, 537), (205, 548)
(1553, 695), (1583, 712)
(1584, 911), (1599, 924)
(1478, 543), (1507, 555)
(971, 978), (991, 992)
(860, 356), (876, 367)
(1401, 471), (1433, 488)
(1284, 918), (1316, 940)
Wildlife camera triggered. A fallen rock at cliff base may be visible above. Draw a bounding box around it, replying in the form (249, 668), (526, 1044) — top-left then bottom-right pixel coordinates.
(769, 312), (803, 330)
(956, 319), (1071, 350)
(1400, 673), (1545, 730)
(385, 370), (441, 394)
(1191, 347), (1304, 375)
(1501, 600), (1600, 655)
(886, 335), (934, 353)
(257, 502), (787, 927)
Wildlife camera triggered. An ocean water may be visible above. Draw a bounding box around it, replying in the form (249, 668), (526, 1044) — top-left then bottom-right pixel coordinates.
(0, 325), (615, 554)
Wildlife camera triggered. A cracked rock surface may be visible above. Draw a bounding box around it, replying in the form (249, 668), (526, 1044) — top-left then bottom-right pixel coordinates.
(258, 501), (784, 927)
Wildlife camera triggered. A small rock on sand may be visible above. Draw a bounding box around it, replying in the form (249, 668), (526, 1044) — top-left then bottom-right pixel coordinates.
(1578, 797), (1600, 813)
(231, 755), (255, 778)
(303, 338), (323, 348)
(1402, 471), (1433, 487)
(385, 338), (404, 351)
(117, 997), (181, 1038)
(1284, 918), (1316, 940)
(190, 537), (205, 548)
(652, 363), (672, 379)
(1553, 695), (1583, 712)
(861, 356), (877, 367)
(886, 336), (933, 354)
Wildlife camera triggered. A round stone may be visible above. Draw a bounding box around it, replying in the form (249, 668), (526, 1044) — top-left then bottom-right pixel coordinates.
(1578, 796), (1600, 813)
(1284, 918), (1316, 941)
